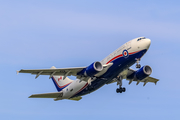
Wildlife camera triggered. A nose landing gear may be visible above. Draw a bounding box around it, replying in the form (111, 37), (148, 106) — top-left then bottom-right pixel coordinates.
(116, 76), (126, 93)
(136, 58), (141, 68)
(136, 64), (141, 68)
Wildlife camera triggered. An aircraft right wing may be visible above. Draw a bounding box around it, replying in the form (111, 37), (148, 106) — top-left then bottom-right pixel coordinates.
(18, 66), (86, 79)
(17, 63), (113, 80)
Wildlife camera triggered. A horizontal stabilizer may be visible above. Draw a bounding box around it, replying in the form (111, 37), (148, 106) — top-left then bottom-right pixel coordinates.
(29, 92), (63, 98)
(68, 96), (82, 101)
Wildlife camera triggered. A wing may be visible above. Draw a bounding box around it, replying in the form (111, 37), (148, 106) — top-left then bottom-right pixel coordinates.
(107, 68), (159, 86)
(18, 66), (86, 79)
(124, 68), (159, 86)
(126, 76), (159, 86)
(17, 63), (113, 79)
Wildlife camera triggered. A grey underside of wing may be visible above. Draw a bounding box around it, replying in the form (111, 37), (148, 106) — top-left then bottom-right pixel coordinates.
(18, 67), (86, 76)
(142, 76), (159, 83)
(29, 92), (63, 98)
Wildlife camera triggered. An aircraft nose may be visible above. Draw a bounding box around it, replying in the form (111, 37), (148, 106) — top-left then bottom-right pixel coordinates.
(145, 38), (151, 50)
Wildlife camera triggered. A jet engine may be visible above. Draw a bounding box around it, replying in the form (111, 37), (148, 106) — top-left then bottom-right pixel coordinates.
(135, 65), (152, 80)
(78, 61), (103, 77)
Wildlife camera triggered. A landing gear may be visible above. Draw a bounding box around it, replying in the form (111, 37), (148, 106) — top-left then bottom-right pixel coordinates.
(136, 64), (141, 68)
(116, 76), (126, 93)
(116, 87), (126, 93)
(136, 58), (141, 68)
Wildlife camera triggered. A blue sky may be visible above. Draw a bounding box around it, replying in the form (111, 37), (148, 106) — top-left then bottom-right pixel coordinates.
(0, 0), (180, 119)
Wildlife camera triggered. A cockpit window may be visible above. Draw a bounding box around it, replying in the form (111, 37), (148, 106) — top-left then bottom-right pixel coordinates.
(137, 37), (146, 41)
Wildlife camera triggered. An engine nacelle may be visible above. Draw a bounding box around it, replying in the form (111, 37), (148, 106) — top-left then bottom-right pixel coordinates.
(83, 61), (103, 77)
(135, 65), (152, 80)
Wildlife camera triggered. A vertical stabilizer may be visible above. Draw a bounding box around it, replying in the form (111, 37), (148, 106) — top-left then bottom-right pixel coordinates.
(50, 66), (73, 91)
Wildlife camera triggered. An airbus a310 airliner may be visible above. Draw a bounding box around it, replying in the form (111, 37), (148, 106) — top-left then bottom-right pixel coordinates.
(18, 37), (159, 101)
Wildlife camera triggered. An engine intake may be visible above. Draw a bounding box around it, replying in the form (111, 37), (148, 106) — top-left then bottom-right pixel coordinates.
(78, 61), (103, 77)
(135, 65), (152, 80)
(85, 61), (103, 77)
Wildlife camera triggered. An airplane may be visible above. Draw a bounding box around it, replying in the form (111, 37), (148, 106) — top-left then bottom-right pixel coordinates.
(17, 37), (159, 101)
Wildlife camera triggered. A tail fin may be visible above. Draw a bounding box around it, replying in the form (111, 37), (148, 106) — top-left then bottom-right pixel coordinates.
(50, 66), (73, 91)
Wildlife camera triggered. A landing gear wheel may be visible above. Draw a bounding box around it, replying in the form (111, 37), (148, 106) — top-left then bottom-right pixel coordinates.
(136, 64), (141, 68)
(122, 87), (126, 92)
(116, 76), (126, 93)
(119, 88), (123, 93)
(135, 58), (141, 68)
(116, 88), (120, 93)
(116, 87), (126, 93)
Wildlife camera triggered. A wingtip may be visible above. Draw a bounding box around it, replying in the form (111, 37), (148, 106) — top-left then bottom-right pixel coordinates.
(28, 95), (33, 98)
(16, 70), (19, 75)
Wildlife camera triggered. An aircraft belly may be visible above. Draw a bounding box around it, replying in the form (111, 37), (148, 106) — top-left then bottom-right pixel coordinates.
(73, 50), (147, 97)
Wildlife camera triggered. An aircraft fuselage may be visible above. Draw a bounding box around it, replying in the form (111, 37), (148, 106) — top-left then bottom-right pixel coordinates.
(61, 37), (151, 99)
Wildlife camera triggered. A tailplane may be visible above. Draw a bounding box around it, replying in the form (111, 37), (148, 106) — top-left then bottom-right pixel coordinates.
(50, 66), (73, 91)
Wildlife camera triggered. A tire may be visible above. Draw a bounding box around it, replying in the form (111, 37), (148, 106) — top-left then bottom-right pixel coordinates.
(136, 64), (139, 68)
(122, 87), (126, 92)
(116, 88), (120, 93)
(119, 88), (123, 93)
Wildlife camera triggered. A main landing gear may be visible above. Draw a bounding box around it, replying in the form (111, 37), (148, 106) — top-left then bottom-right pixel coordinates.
(116, 76), (126, 93)
(136, 58), (141, 68)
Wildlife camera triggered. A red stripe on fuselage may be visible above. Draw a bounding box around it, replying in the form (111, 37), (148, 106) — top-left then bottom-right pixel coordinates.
(106, 50), (141, 64)
(106, 54), (123, 64)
